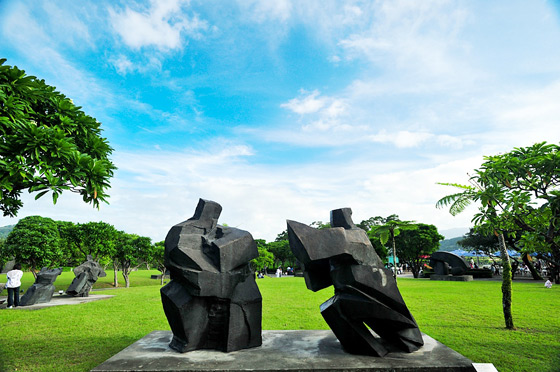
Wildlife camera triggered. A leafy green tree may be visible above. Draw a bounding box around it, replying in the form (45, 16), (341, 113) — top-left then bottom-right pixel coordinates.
(275, 229), (288, 241)
(5, 215), (62, 277)
(310, 221), (331, 229)
(369, 216), (417, 279)
(0, 238), (9, 270)
(394, 223), (443, 278)
(0, 59), (116, 217)
(476, 142), (560, 282)
(358, 216), (399, 261)
(147, 241), (166, 285)
(437, 181), (515, 329)
(114, 232), (152, 288)
(251, 239), (275, 272)
(267, 240), (295, 269)
(57, 221), (118, 269)
(458, 228), (500, 256)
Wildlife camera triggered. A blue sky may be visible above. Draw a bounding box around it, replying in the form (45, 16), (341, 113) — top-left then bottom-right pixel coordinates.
(2, 0), (560, 242)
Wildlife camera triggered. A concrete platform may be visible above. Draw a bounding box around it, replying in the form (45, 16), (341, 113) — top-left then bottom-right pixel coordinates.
(430, 275), (473, 282)
(92, 330), (477, 372)
(0, 293), (114, 310)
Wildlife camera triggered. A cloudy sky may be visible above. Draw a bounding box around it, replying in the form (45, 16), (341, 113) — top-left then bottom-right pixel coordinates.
(2, 0), (560, 242)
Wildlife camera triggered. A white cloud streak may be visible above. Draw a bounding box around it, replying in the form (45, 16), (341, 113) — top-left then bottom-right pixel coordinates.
(109, 0), (208, 51)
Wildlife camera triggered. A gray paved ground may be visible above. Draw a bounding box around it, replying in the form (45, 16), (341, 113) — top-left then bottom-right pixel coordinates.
(0, 293), (114, 310)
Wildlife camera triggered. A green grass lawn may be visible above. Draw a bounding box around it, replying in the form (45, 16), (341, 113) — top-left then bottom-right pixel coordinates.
(1, 274), (558, 372)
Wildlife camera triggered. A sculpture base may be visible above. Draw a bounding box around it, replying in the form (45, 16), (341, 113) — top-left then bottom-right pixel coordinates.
(430, 275), (473, 282)
(91, 330), (478, 372)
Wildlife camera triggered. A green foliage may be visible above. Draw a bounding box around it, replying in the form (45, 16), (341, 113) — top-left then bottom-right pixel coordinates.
(252, 240), (275, 271)
(368, 216), (416, 272)
(57, 221), (118, 265)
(0, 59), (116, 217)
(148, 241), (165, 272)
(358, 215), (401, 261)
(0, 238), (7, 268)
(267, 239), (295, 268)
(309, 221), (331, 229)
(394, 223), (444, 278)
(437, 142), (560, 282)
(5, 215), (63, 275)
(114, 232), (152, 288)
(458, 228), (499, 255)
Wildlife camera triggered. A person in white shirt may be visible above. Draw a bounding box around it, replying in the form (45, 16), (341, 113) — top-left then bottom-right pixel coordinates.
(6, 263), (23, 308)
(545, 279), (553, 289)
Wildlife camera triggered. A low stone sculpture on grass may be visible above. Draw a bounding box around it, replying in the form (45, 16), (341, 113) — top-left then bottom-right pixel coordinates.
(429, 251), (469, 276)
(161, 199), (262, 353)
(287, 208), (424, 357)
(67, 255), (107, 297)
(20, 267), (62, 306)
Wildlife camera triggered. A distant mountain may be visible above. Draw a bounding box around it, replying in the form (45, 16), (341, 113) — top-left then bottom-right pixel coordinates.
(439, 227), (469, 239)
(0, 225), (15, 239)
(438, 236), (463, 252)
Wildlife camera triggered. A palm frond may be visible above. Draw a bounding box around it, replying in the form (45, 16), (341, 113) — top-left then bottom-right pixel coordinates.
(436, 192), (474, 216)
(436, 182), (475, 190)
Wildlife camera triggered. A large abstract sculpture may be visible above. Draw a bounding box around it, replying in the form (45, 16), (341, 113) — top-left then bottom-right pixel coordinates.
(20, 267), (62, 306)
(161, 199), (262, 353)
(287, 208), (424, 357)
(66, 255), (107, 297)
(429, 251), (469, 276)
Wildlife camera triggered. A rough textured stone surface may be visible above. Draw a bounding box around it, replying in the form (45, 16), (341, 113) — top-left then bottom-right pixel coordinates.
(20, 267), (62, 306)
(429, 252), (469, 276)
(91, 330), (477, 372)
(161, 199), (262, 353)
(287, 208), (423, 357)
(67, 255), (107, 297)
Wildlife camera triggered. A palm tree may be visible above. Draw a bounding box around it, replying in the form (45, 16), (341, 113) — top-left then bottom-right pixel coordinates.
(369, 218), (416, 280)
(436, 182), (515, 330)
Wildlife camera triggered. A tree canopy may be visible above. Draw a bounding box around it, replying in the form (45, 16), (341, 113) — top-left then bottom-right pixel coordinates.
(437, 142), (560, 283)
(5, 215), (63, 276)
(394, 223), (443, 278)
(0, 59), (116, 217)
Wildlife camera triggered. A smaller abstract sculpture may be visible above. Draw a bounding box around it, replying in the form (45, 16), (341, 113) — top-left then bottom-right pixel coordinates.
(287, 208), (423, 357)
(67, 255), (107, 297)
(429, 251), (469, 276)
(161, 199), (262, 353)
(20, 267), (62, 306)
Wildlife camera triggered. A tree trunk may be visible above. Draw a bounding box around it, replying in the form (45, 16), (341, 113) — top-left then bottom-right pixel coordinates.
(497, 232), (515, 330)
(122, 262), (130, 288)
(160, 272), (164, 286)
(391, 235), (397, 280)
(113, 261), (119, 288)
(522, 253), (542, 280)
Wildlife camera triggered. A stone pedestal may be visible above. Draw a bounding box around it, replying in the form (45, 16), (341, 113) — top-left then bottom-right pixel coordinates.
(92, 330), (477, 372)
(430, 275), (473, 282)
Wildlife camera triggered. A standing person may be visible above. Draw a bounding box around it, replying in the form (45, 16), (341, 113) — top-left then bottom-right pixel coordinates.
(6, 263), (23, 308)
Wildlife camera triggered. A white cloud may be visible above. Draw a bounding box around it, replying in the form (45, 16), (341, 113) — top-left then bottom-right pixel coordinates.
(281, 90), (326, 114)
(109, 0), (208, 51)
(238, 0), (293, 23)
(368, 130), (434, 148)
(1, 145), (479, 243)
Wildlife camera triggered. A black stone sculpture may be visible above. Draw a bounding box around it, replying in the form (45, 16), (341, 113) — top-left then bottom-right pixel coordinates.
(287, 208), (424, 357)
(161, 199), (262, 353)
(66, 255), (107, 297)
(20, 267), (62, 306)
(429, 251), (469, 276)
